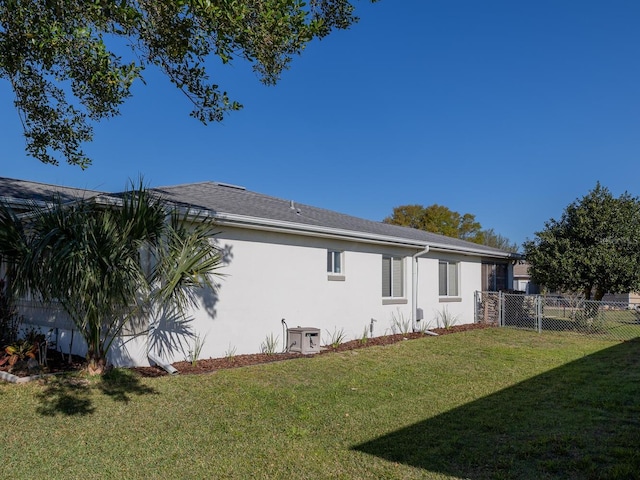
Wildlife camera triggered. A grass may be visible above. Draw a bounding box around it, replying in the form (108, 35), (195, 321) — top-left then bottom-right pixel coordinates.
(509, 305), (640, 340)
(1, 328), (639, 479)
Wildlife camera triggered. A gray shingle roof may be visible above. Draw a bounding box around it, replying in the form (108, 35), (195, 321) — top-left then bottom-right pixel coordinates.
(0, 177), (513, 258)
(0, 177), (105, 205)
(154, 181), (514, 257)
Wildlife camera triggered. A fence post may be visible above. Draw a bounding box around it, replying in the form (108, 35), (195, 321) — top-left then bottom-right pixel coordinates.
(498, 291), (504, 327)
(536, 296), (543, 333)
(474, 291), (477, 323)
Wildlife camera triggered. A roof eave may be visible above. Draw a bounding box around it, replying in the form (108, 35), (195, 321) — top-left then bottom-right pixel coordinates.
(191, 210), (515, 258)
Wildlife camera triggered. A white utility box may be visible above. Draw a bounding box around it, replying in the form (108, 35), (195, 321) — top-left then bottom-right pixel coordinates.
(287, 327), (321, 354)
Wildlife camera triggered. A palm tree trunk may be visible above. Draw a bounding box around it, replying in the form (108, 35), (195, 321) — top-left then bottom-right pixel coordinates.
(86, 350), (107, 375)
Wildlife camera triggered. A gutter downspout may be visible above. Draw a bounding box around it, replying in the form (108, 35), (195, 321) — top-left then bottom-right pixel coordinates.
(147, 322), (179, 375)
(412, 246), (432, 333)
(148, 352), (179, 375)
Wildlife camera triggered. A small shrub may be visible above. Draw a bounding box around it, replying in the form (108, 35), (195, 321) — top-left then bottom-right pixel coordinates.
(224, 344), (237, 359)
(260, 333), (279, 355)
(435, 307), (459, 329)
(415, 319), (435, 334)
(188, 334), (207, 366)
(390, 309), (412, 335)
(325, 328), (347, 349)
(0, 339), (38, 370)
(575, 310), (607, 334)
(23, 326), (47, 366)
(359, 326), (369, 345)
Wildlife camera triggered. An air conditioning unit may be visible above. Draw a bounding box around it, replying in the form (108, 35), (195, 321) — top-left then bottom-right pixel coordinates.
(287, 327), (321, 354)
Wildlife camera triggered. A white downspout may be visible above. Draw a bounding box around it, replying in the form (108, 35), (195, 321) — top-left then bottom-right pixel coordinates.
(148, 352), (179, 375)
(412, 246), (431, 332)
(147, 319), (179, 375)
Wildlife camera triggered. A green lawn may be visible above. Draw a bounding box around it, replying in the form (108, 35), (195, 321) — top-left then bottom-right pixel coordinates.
(541, 306), (640, 340)
(1, 328), (639, 479)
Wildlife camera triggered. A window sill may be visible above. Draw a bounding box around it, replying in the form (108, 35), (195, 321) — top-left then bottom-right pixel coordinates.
(439, 297), (462, 303)
(382, 298), (408, 305)
(327, 275), (346, 282)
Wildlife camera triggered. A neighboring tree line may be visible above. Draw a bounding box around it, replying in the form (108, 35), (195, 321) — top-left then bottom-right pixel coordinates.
(524, 183), (640, 301)
(383, 204), (519, 252)
(388, 184), (640, 302)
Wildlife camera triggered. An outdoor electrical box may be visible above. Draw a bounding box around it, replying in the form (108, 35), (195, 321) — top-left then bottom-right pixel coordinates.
(287, 327), (321, 354)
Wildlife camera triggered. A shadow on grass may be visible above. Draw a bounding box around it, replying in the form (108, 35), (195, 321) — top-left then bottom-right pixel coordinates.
(353, 339), (640, 480)
(36, 369), (157, 416)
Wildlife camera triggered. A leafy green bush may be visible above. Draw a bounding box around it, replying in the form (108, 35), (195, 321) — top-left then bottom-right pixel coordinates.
(0, 339), (38, 369)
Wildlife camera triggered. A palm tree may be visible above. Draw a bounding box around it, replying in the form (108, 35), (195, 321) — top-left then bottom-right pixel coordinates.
(0, 182), (222, 374)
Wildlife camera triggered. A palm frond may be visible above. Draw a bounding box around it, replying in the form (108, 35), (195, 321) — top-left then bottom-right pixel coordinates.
(153, 213), (223, 313)
(1, 181), (223, 373)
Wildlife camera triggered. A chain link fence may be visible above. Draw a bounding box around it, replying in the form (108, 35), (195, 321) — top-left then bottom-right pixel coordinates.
(475, 291), (640, 341)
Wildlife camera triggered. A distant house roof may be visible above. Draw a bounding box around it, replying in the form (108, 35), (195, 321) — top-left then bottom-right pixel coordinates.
(0, 177), (516, 259)
(513, 262), (531, 278)
(0, 177), (104, 207)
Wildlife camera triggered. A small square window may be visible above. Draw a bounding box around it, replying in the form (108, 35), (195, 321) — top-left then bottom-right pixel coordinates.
(327, 250), (342, 274)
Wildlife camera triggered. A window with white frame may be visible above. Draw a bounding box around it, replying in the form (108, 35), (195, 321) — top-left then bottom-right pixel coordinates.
(439, 260), (459, 296)
(382, 256), (404, 297)
(327, 250), (343, 274)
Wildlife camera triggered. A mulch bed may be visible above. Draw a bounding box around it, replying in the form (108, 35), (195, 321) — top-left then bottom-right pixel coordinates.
(0, 323), (490, 379)
(132, 322), (490, 378)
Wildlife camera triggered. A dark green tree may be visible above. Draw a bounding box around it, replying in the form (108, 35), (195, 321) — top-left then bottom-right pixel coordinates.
(523, 183), (640, 301)
(0, 0), (371, 168)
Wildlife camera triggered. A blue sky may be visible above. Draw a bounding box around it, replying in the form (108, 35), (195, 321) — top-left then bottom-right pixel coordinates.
(2, 0), (639, 249)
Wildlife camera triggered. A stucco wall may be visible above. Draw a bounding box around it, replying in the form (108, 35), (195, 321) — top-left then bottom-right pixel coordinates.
(19, 226), (490, 367)
(140, 227), (487, 366)
(415, 253), (482, 330)
(159, 228), (412, 362)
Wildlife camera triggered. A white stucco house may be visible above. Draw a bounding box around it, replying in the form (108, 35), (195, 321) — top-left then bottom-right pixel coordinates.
(0, 177), (517, 367)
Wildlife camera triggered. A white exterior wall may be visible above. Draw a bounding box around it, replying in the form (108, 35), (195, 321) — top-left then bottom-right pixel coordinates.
(137, 227), (487, 367)
(414, 254), (481, 330)
(20, 226), (490, 367)
(149, 228), (416, 364)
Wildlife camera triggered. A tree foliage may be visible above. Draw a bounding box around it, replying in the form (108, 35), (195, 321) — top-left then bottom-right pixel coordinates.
(0, 0), (370, 168)
(383, 204), (485, 243)
(384, 203), (519, 251)
(523, 183), (640, 301)
(482, 228), (519, 253)
(0, 182), (223, 374)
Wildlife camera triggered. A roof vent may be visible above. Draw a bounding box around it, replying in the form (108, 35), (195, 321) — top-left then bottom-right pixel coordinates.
(290, 200), (301, 215)
(213, 182), (246, 190)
